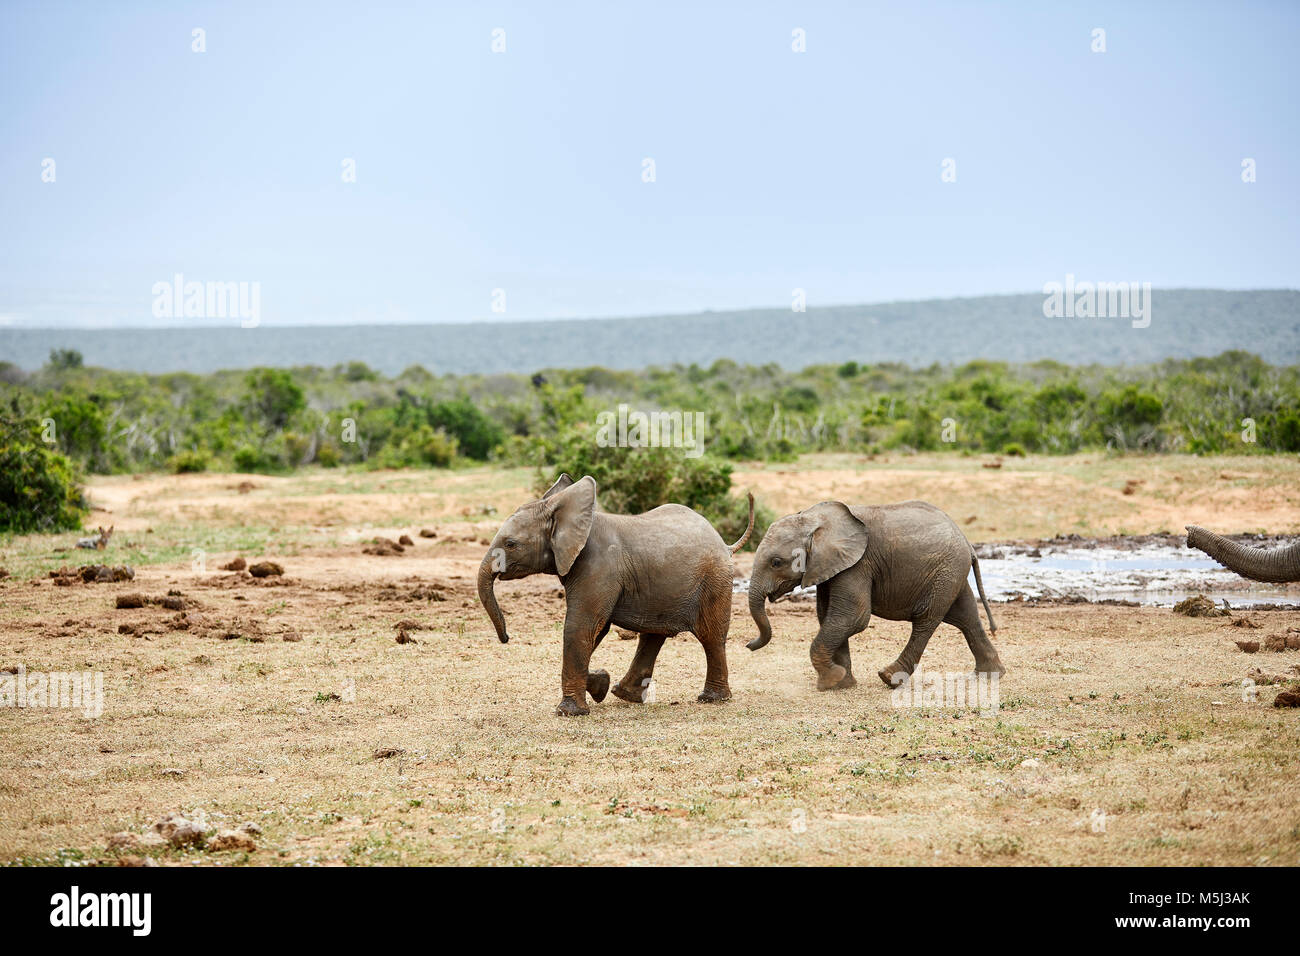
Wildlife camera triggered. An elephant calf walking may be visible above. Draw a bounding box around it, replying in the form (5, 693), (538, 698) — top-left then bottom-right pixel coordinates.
(747, 500), (1004, 690)
(478, 474), (755, 716)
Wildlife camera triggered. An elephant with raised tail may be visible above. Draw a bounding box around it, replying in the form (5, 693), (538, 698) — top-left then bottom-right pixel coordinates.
(746, 500), (1004, 690)
(1185, 526), (1300, 583)
(478, 473), (755, 716)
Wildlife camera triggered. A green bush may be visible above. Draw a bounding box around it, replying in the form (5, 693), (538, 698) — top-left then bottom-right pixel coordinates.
(426, 397), (504, 460)
(374, 424), (458, 468)
(1, 352), (1297, 475)
(0, 409), (87, 533)
(168, 449), (210, 473)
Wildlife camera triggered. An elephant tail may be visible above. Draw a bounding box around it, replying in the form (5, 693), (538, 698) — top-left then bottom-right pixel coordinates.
(727, 492), (756, 553)
(971, 549), (997, 634)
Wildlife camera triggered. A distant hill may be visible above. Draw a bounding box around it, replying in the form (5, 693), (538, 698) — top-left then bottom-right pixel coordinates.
(2, 290), (1297, 374)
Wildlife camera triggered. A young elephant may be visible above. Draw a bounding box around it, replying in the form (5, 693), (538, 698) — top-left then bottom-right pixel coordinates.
(746, 500), (1003, 689)
(478, 474), (755, 716)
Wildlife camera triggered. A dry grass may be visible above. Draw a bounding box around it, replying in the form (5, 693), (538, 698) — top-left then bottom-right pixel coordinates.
(1, 453), (1298, 866)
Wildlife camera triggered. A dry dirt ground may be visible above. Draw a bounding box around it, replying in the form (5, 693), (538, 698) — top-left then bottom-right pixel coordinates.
(2, 453), (1298, 866)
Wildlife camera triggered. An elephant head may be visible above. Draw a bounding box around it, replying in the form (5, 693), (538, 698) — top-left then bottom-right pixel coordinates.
(478, 474), (596, 643)
(1186, 526), (1300, 583)
(746, 501), (868, 651)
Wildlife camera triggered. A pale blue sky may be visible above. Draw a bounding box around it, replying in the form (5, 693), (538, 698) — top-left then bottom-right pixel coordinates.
(1, 0), (1297, 327)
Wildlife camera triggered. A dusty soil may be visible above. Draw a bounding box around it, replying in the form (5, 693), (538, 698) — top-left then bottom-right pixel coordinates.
(2, 454), (1298, 866)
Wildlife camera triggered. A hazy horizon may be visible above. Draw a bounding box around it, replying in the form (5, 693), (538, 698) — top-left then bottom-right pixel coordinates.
(1, 286), (1295, 330)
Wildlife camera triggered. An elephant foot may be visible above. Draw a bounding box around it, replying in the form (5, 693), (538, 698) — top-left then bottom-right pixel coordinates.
(835, 670), (857, 690)
(697, 685), (731, 704)
(975, 657), (1006, 678)
(877, 662), (911, 688)
(586, 669), (610, 703)
(612, 677), (652, 704)
(555, 696), (590, 717)
(815, 664), (848, 691)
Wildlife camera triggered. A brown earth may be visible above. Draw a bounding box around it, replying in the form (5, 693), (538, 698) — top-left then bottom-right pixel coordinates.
(1, 453), (1298, 866)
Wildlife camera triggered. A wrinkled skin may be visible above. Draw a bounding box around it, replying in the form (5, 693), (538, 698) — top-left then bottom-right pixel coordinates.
(1186, 526), (1300, 583)
(747, 500), (1004, 690)
(478, 474), (754, 716)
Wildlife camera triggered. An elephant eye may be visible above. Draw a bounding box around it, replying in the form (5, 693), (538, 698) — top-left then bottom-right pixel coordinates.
(505, 538), (518, 549)
(770, 557), (783, 568)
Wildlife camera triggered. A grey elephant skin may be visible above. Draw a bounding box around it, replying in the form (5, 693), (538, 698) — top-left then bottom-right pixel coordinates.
(1186, 526), (1300, 582)
(746, 500), (1004, 690)
(478, 474), (755, 716)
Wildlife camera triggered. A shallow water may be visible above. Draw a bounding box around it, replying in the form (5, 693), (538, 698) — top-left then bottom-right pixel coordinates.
(735, 542), (1300, 608)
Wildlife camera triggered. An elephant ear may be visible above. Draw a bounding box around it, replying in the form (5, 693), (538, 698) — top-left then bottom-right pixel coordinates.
(541, 473), (574, 499)
(800, 501), (867, 587)
(547, 475), (596, 576)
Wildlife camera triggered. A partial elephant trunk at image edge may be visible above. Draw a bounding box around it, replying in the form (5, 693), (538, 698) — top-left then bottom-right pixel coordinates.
(477, 554), (509, 642)
(747, 582), (772, 651)
(1186, 525), (1300, 584)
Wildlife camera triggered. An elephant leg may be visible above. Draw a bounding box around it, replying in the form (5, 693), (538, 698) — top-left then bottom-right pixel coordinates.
(831, 638), (857, 688)
(816, 585), (856, 686)
(811, 583), (869, 690)
(586, 622), (612, 703)
(878, 619), (941, 688)
(557, 611), (606, 716)
(612, 633), (669, 703)
(944, 587), (1005, 676)
(810, 629), (851, 690)
(694, 582), (732, 703)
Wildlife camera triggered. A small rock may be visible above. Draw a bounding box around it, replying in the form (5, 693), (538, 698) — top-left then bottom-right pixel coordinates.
(237, 821), (262, 836)
(153, 811), (208, 847)
(1247, 667), (1288, 686)
(418, 528), (437, 538)
(207, 829), (257, 852)
(398, 534), (414, 547)
(1274, 687), (1300, 708)
(1018, 758), (1041, 769)
(1173, 595), (1229, 618)
(248, 561), (283, 578)
(363, 538), (405, 556)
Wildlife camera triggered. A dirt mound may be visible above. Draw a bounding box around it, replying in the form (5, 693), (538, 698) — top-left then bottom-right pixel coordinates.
(50, 564), (135, 585)
(1173, 595), (1229, 617)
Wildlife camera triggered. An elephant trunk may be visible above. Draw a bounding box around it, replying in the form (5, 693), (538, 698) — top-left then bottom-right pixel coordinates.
(747, 579), (773, 651)
(478, 552), (509, 643)
(1187, 526), (1300, 584)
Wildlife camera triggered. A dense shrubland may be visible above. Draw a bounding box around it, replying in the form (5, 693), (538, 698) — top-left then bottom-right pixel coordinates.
(1, 349), (1296, 533)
